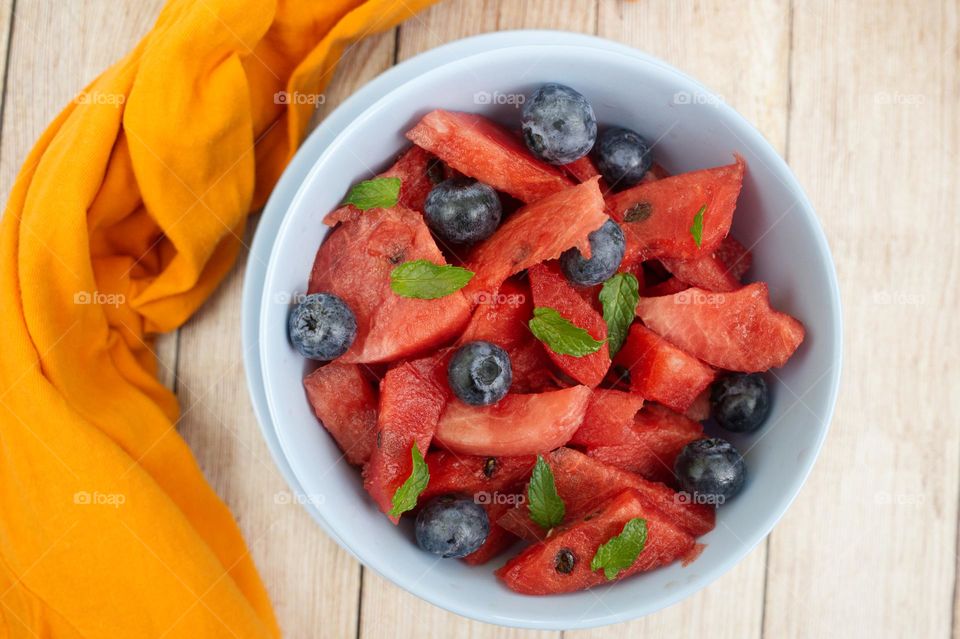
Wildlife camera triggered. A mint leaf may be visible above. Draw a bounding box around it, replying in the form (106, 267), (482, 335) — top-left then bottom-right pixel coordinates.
(527, 455), (566, 530)
(390, 260), (474, 299)
(528, 307), (605, 357)
(599, 273), (640, 357)
(342, 176), (401, 211)
(389, 443), (429, 518)
(690, 204), (706, 248)
(590, 517), (648, 580)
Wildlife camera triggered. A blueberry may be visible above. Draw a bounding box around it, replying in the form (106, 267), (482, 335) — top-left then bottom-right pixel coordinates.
(424, 178), (502, 245)
(448, 341), (512, 406)
(415, 495), (489, 558)
(288, 293), (357, 360)
(559, 219), (626, 286)
(674, 438), (746, 503)
(595, 126), (653, 189)
(711, 374), (771, 433)
(521, 83), (597, 165)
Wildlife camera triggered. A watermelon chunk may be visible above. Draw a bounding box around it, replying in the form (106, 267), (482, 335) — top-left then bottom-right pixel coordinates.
(660, 236), (753, 292)
(684, 389), (711, 422)
(614, 323), (715, 413)
(636, 282), (805, 372)
(528, 262), (611, 387)
(420, 450), (536, 503)
(464, 501), (519, 565)
(562, 155), (609, 192)
(464, 178), (608, 297)
(496, 488), (695, 594)
(569, 390), (645, 447)
(497, 447), (714, 541)
(458, 278), (555, 392)
(606, 156), (745, 263)
(713, 235), (753, 280)
(406, 110), (574, 202)
(585, 405), (704, 484)
(324, 146), (440, 225)
(303, 363), (378, 465)
(362, 352), (449, 522)
(308, 206), (471, 363)
(434, 386), (591, 456)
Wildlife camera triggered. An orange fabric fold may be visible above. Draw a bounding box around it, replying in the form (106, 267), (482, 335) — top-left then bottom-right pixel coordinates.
(0, 0), (434, 636)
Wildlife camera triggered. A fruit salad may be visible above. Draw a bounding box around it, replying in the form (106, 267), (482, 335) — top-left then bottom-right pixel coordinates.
(288, 82), (805, 595)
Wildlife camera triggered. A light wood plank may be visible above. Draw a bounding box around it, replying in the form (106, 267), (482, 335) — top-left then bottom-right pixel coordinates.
(565, 2), (792, 638)
(173, 30), (397, 639)
(765, 2), (960, 639)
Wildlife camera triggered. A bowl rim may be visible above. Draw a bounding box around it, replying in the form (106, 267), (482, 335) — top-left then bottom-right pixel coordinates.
(258, 41), (843, 630)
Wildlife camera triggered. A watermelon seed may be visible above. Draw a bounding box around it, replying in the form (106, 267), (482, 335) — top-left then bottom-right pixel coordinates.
(483, 457), (498, 478)
(555, 548), (576, 574)
(624, 202), (653, 223)
(426, 157), (445, 184)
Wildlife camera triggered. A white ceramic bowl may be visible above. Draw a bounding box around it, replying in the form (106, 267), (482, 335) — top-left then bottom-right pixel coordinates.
(258, 43), (842, 630)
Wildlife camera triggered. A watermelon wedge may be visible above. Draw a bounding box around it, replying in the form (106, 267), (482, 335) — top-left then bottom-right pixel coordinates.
(458, 278), (556, 392)
(636, 282), (805, 372)
(420, 450), (536, 503)
(528, 262), (611, 387)
(406, 110), (574, 203)
(303, 363), (378, 465)
(562, 155), (610, 192)
(308, 206), (471, 363)
(362, 352), (450, 522)
(642, 276), (689, 297)
(324, 146), (440, 225)
(660, 236), (753, 292)
(585, 405), (704, 484)
(496, 488), (695, 594)
(464, 178), (608, 298)
(606, 156), (745, 263)
(614, 323), (715, 413)
(569, 390), (645, 447)
(497, 447), (714, 541)
(465, 501), (520, 565)
(684, 389), (711, 422)
(434, 386), (591, 457)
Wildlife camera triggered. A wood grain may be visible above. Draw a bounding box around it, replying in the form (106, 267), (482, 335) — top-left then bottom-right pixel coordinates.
(1, 2), (958, 639)
(765, 2), (960, 639)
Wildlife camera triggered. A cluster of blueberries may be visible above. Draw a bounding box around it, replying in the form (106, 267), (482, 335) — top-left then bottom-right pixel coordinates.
(287, 83), (772, 561)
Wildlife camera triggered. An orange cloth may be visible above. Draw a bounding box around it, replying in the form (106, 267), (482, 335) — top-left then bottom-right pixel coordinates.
(0, 0), (434, 636)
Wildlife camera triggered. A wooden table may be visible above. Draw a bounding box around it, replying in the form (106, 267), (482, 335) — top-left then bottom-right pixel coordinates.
(1, 1), (957, 637)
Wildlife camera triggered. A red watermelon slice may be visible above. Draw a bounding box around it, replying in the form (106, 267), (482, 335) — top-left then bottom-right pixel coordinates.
(528, 262), (611, 387)
(614, 323), (715, 413)
(606, 156), (745, 263)
(308, 206), (471, 363)
(569, 390), (645, 447)
(406, 110), (574, 203)
(420, 450), (536, 503)
(464, 178), (608, 298)
(660, 236), (753, 292)
(458, 278), (555, 392)
(585, 405), (704, 484)
(465, 501), (520, 565)
(497, 447), (715, 541)
(362, 352), (450, 522)
(636, 282), (805, 372)
(684, 389), (711, 422)
(496, 488), (695, 594)
(434, 385), (591, 457)
(642, 276), (689, 297)
(324, 146), (440, 225)
(303, 363), (378, 465)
